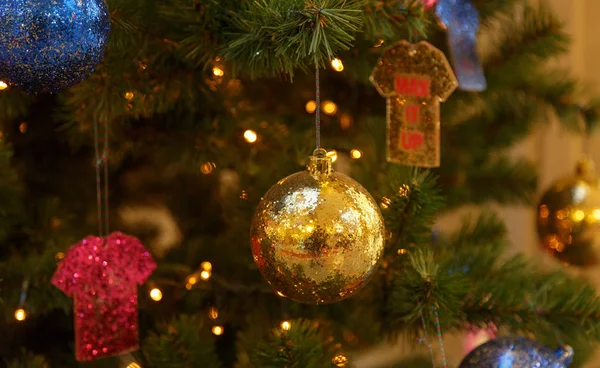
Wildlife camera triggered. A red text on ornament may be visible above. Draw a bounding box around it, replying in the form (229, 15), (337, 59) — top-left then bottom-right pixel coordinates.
(405, 105), (420, 124)
(395, 76), (431, 98)
(401, 131), (424, 150)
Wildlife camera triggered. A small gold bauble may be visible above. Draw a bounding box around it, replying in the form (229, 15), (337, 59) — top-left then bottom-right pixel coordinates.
(537, 159), (600, 267)
(251, 149), (385, 304)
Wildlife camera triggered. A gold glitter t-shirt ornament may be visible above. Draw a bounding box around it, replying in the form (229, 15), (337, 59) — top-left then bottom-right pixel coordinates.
(371, 40), (458, 167)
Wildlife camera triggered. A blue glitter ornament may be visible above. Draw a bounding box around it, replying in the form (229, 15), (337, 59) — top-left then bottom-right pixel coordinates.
(0, 0), (110, 94)
(435, 0), (487, 91)
(459, 335), (573, 368)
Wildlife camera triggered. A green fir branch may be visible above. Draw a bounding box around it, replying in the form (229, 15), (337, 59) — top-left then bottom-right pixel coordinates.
(143, 314), (221, 368)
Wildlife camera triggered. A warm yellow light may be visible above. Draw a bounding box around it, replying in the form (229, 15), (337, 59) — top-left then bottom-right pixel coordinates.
(281, 321), (291, 331)
(374, 39), (385, 48)
(593, 209), (600, 221)
(212, 325), (224, 335)
(200, 270), (211, 280)
(539, 205), (549, 219)
(201, 261), (212, 271)
(0, 81), (7, 90)
(149, 288), (163, 301)
(19, 122), (27, 134)
(127, 363), (141, 368)
(55, 252), (65, 261)
(14, 308), (26, 321)
(305, 100), (317, 114)
(275, 290), (285, 297)
(573, 210), (585, 222)
(208, 307), (219, 320)
(322, 101), (338, 115)
(244, 129), (257, 143)
(201, 162), (216, 174)
(213, 67), (224, 77)
(187, 276), (198, 286)
(397, 249), (407, 255)
(124, 92), (134, 100)
(380, 197), (392, 209)
(331, 58), (344, 72)
(332, 353), (348, 367)
(339, 113), (352, 129)
(185, 283), (193, 290)
(240, 190), (248, 200)
(350, 149), (362, 159)
(327, 150), (338, 163)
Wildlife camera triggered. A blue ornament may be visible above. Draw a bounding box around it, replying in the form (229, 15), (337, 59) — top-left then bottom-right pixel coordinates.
(0, 0), (110, 94)
(435, 0), (487, 91)
(459, 335), (573, 368)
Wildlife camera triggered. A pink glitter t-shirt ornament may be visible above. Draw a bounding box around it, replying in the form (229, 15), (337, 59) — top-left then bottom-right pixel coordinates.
(422, 0), (438, 9)
(52, 232), (156, 361)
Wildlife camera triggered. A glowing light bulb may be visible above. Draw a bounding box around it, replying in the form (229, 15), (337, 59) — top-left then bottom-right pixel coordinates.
(212, 67), (224, 77)
(331, 58), (344, 72)
(208, 307), (219, 319)
(19, 122), (27, 134)
(127, 363), (141, 368)
(124, 92), (134, 100)
(339, 113), (352, 129)
(244, 130), (257, 143)
(187, 275), (198, 286)
(350, 149), (362, 159)
(281, 321), (291, 331)
(201, 162), (216, 174)
(212, 325), (224, 335)
(332, 353), (349, 367)
(322, 100), (338, 115)
(380, 197), (392, 209)
(276, 290), (285, 297)
(149, 288), (162, 301)
(200, 270), (211, 280)
(55, 252), (65, 261)
(573, 210), (585, 222)
(305, 100), (317, 113)
(327, 150), (338, 163)
(201, 261), (212, 271)
(397, 248), (407, 255)
(14, 308), (26, 321)
(0, 81), (7, 90)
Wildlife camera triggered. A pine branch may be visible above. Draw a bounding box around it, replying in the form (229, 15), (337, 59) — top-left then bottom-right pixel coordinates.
(380, 168), (444, 256)
(484, 3), (569, 87)
(4, 350), (47, 368)
(362, 0), (429, 41)
(225, 0), (363, 79)
(143, 314), (221, 368)
(249, 319), (337, 368)
(0, 143), (23, 244)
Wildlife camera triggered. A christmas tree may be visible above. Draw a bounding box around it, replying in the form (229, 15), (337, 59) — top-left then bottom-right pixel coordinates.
(2, 0), (600, 367)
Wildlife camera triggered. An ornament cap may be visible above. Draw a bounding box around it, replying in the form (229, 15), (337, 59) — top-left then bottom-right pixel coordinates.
(307, 149), (332, 177)
(555, 345), (574, 365)
(576, 158), (596, 181)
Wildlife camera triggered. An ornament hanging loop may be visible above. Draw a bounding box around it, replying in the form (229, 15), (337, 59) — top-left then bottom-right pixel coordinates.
(308, 148), (332, 177)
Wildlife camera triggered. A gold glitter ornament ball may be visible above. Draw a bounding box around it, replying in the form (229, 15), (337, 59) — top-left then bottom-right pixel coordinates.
(251, 149), (385, 304)
(537, 159), (600, 267)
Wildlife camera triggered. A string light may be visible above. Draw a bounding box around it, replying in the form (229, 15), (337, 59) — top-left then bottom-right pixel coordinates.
(280, 321), (291, 331)
(322, 101), (338, 115)
(201, 261), (212, 271)
(124, 92), (134, 100)
(200, 270), (211, 280)
(19, 122), (27, 134)
(243, 130), (257, 143)
(212, 67), (224, 77)
(332, 353), (349, 367)
(339, 113), (352, 129)
(212, 325), (224, 336)
(374, 39), (385, 48)
(127, 363), (141, 368)
(55, 252), (65, 261)
(208, 307), (219, 320)
(327, 150), (338, 163)
(331, 58), (344, 72)
(398, 248), (408, 255)
(305, 100), (317, 114)
(149, 287), (163, 301)
(380, 197), (392, 209)
(201, 162), (216, 174)
(14, 308), (26, 321)
(0, 81), (7, 90)
(240, 190), (248, 200)
(350, 149), (362, 159)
